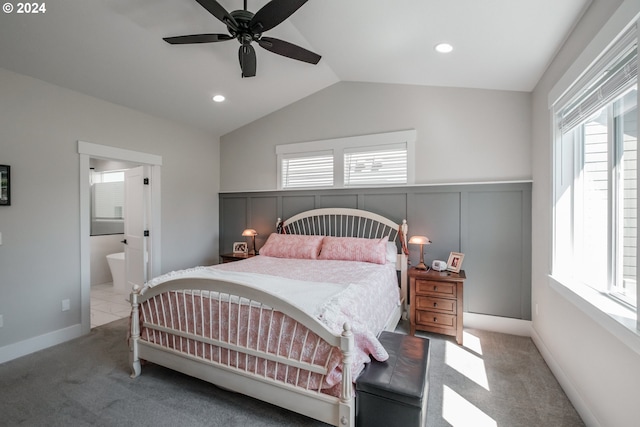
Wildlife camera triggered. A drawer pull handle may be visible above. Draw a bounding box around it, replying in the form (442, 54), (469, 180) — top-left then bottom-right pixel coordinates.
(433, 317), (437, 322)
(433, 303), (438, 307)
(433, 286), (438, 291)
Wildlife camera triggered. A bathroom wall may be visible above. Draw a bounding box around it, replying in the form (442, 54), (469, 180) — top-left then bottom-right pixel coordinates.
(90, 235), (124, 286)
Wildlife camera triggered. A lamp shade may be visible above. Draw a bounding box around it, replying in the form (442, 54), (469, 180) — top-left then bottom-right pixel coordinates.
(408, 235), (431, 245)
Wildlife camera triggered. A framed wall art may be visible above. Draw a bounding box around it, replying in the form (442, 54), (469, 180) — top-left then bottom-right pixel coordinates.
(0, 165), (10, 206)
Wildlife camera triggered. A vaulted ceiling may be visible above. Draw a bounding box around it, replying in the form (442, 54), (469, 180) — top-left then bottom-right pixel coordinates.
(0, 0), (590, 137)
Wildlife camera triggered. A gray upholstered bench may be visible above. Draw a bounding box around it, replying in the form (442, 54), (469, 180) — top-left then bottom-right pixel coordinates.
(356, 331), (430, 427)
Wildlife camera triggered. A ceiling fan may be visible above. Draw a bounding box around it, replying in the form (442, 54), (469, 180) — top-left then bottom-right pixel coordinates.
(163, 0), (321, 78)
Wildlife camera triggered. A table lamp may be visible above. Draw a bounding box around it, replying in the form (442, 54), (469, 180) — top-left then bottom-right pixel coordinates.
(242, 228), (258, 255)
(408, 235), (431, 270)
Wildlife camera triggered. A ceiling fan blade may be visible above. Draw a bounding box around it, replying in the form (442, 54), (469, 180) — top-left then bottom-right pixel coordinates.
(238, 44), (257, 78)
(195, 0), (238, 31)
(258, 37), (321, 64)
(250, 0), (308, 33)
(163, 34), (233, 44)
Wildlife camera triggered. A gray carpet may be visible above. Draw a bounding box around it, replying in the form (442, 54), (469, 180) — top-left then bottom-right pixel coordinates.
(0, 319), (584, 426)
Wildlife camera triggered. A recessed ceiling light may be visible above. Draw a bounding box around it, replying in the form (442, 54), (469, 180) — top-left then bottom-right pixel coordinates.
(435, 43), (453, 53)
(212, 95), (225, 102)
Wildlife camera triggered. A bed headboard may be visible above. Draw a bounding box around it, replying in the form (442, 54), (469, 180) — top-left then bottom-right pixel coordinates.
(277, 208), (409, 313)
(277, 207), (408, 246)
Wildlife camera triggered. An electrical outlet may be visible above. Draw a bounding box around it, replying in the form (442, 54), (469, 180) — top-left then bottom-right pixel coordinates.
(61, 299), (70, 312)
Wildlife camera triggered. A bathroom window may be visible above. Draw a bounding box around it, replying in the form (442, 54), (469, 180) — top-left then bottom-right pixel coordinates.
(90, 170), (125, 236)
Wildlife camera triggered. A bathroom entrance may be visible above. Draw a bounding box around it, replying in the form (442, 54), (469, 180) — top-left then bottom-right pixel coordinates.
(88, 162), (147, 327)
(78, 141), (162, 335)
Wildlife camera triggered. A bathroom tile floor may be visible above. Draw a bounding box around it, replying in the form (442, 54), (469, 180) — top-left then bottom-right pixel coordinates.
(91, 283), (131, 328)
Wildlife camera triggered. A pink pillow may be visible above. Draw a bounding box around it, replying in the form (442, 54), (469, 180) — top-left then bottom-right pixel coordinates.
(259, 233), (324, 259)
(318, 236), (389, 264)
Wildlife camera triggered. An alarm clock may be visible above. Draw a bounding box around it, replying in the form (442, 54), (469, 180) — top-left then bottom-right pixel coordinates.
(432, 260), (448, 271)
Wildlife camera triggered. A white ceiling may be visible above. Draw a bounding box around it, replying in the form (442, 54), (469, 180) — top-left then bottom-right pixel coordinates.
(0, 0), (590, 137)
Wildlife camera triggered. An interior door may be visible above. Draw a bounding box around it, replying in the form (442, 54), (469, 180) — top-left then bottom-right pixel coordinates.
(124, 166), (148, 290)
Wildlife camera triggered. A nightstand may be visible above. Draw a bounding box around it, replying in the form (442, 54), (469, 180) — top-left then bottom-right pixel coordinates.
(409, 267), (465, 345)
(220, 253), (255, 263)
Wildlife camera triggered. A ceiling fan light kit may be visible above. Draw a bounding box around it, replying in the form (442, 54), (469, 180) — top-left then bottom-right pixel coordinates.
(164, 0), (321, 78)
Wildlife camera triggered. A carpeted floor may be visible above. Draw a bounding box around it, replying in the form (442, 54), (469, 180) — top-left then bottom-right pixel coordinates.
(0, 319), (584, 426)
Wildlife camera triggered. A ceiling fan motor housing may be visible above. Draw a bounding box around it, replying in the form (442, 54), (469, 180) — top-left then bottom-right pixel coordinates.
(229, 10), (262, 42)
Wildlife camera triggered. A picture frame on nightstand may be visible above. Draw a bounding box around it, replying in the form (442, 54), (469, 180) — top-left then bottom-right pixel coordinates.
(232, 241), (248, 254)
(447, 251), (464, 273)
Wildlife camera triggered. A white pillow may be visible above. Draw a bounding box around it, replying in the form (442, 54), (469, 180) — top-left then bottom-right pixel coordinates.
(386, 241), (398, 264)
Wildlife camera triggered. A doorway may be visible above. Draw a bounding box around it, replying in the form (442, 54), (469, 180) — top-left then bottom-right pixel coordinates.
(88, 161), (135, 328)
(78, 141), (162, 335)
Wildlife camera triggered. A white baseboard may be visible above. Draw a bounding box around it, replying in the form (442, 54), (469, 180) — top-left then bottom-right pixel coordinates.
(464, 312), (532, 336)
(530, 327), (600, 427)
(0, 324), (83, 364)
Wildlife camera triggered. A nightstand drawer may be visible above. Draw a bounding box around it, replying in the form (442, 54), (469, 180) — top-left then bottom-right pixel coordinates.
(415, 296), (456, 314)
(416, 310), (457, 329)
(415, 280), (456, 298)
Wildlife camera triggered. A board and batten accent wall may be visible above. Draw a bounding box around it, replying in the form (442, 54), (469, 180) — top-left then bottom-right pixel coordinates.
(220, 182), (532, 320)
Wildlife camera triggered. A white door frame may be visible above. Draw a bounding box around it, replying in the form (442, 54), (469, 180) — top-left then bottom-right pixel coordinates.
(78, 141), (162, 335)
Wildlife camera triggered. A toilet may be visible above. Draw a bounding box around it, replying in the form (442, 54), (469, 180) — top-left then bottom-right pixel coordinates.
(106, 252), (126, 291)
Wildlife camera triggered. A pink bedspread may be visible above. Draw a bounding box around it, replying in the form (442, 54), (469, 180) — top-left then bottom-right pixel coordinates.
(137, 256), (400, 396)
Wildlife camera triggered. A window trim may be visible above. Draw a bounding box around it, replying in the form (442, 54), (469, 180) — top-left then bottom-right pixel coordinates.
(276, 129), (416, 190)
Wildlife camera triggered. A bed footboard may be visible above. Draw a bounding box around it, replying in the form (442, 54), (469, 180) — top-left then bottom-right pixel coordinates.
(129, 278), (355, 427)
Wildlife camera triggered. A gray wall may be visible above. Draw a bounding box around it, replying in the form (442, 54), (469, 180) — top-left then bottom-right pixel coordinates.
(0, 67), (220, 350)
(220, 82), (531, 192)
(221, 182), (532, 320)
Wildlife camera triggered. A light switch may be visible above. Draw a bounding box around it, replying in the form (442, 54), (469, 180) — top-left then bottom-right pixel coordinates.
(0, 232), (2, 245)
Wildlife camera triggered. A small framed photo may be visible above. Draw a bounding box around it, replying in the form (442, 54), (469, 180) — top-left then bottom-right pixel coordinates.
(0, 165), (10, 206)
(233, 241), (248, 254)
(447, 252), (464, 273)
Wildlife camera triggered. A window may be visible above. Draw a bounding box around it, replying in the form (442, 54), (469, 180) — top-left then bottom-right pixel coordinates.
(281, 151), (333, 189)
(344, 144), (408, 187)
(553, 26), (638, 309)
(277, 130), (415, 189)
(90, 170), (125, 236)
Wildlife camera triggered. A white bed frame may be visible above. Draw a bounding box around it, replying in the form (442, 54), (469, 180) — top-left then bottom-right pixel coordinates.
(129, 208), (408, 427)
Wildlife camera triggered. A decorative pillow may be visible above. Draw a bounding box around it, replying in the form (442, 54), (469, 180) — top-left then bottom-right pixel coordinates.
(318, 236), (389, 264)
(259, 233), (324, 259)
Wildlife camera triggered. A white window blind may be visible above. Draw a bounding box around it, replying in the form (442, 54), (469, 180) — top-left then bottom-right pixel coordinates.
(276, 129), (415, 189)
(560, 48), (638, 132)
(281, 152), (333, 189)
(344, 144), (407, 186)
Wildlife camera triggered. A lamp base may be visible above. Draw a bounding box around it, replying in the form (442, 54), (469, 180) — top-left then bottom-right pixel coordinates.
(415, 262), (429, 270)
